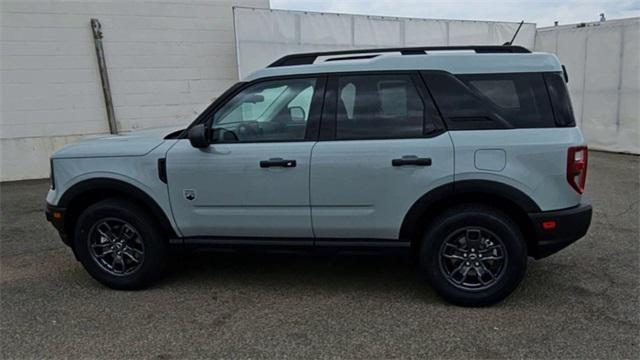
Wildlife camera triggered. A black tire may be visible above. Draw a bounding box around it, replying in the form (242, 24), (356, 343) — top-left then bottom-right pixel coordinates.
(74, 198), (168, 290)
(419, 204), (527, 306)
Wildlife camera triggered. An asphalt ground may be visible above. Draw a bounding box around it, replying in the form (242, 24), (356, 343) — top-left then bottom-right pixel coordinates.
(0, 151), (638, 359)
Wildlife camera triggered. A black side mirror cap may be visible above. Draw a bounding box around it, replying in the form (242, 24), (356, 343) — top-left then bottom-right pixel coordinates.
(188, 124), (209, 148)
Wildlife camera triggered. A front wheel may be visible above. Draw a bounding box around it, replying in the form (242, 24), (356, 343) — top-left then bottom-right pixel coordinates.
(74, 198), (168, 290)
(419, 204), (528, 306)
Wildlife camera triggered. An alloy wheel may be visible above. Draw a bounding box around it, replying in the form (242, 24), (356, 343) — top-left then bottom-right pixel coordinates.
(88, 218), (145, 276)
(438, 227), (507, 290)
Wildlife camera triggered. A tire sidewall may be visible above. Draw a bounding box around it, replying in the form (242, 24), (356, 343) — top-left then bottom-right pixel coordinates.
(420, 206), (527, 306)
(74, 199), (167, 290)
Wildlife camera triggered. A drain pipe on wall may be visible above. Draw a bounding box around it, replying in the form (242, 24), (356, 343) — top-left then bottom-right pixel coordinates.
(90, 18), (118, 135)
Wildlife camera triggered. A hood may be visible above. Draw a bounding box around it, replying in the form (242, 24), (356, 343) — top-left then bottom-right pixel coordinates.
(52, 126), (183, 159)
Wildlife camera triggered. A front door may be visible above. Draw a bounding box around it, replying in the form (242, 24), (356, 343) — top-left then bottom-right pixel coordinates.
(166, 76), (325, 238)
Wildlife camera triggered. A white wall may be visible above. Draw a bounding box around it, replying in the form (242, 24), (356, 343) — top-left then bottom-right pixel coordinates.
(535, 18), (639, 154)
(0, 0), (268, 181)
(234, 7), (536, 78)
(2, 4), (636, 182)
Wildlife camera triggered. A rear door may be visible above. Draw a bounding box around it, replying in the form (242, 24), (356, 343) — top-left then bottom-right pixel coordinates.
(310, 72), (455, 240)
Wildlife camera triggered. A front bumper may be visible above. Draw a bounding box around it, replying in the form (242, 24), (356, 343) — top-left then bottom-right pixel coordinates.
(528, 201), (592, 259)
(45, 203), (71, 246)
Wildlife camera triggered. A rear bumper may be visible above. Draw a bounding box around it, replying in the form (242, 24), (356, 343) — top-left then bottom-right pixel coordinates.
(528, 201), (592, 259)
(45, 203), (71, 246)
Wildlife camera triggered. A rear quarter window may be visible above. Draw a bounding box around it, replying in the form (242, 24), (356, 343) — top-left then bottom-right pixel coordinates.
(423, 72), (558, 129)
(543, 72), (576, 127)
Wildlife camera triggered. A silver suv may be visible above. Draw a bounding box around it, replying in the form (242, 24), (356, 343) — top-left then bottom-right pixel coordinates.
(46, 46), (592, 306)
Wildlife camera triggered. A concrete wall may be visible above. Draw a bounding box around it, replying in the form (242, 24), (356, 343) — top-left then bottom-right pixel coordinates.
(0, 0), (268, 181)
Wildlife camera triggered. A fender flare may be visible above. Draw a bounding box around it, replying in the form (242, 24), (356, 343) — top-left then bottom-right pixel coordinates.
(399, 179), (541, 241)
(58, 177), (177, 238)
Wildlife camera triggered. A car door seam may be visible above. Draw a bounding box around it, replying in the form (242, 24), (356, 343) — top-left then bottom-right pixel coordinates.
(309, 141), (319, 240)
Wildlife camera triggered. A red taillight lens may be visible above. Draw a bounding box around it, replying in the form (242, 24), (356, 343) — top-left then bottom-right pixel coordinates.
(542, 220), (557, 230)
(567, 146), (588, 194)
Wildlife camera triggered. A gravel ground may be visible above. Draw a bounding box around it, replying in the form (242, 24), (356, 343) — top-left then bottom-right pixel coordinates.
(0, 151), (638, 359)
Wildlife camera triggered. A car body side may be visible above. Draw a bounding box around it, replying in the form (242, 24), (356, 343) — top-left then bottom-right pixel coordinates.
(46, 52), (589, 259)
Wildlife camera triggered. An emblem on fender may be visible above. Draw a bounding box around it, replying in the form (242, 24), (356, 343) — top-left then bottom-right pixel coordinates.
(183, 189), (196, 201)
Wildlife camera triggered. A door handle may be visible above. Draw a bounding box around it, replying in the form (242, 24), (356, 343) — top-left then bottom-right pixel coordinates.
(260, 158), (297, 168)
(392, 156), (432, 166)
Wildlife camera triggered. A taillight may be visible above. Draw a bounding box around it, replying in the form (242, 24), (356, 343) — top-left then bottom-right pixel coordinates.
(567, 146), (588, 194)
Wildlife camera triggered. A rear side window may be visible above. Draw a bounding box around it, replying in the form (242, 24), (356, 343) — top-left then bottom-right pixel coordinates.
(544, 72), (576, 127)
(335, 74), (428, 139)
(423, 72), (556, 129)
(458, 73), (555, 128)
(466, 79), (520, 109)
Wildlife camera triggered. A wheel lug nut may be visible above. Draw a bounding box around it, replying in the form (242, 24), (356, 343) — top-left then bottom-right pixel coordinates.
(465, 262), (470, 266)
(463, 253), (468, 257)
(471, 248), (475, 252)
(475, 262), (480, 266)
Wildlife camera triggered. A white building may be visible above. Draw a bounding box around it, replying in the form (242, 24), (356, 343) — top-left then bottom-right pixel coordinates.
(1, 0), (268, 181)
(1, 2), (637, 181)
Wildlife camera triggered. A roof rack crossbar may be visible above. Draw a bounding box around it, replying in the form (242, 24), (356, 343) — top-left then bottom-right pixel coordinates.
(268, 45), (531, 67)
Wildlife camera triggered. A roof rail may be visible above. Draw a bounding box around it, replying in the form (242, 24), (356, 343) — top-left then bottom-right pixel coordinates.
(268, 45), (531, 67)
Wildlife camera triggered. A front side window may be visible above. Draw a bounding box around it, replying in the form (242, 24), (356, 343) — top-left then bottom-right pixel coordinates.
(212, 78), (317, 142)
(335, 74), (426, 140)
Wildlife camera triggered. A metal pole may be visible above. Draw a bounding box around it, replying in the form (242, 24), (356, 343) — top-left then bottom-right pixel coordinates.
(90, 18), (118, 134)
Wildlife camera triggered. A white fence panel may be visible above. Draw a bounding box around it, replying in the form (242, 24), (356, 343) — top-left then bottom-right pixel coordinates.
(234, 7), (535, 78)
(535, 18), (640, 154)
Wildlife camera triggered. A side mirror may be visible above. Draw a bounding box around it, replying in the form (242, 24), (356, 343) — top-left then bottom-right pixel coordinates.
(289, 106), (305, 122)
(188, 124), (209, 148)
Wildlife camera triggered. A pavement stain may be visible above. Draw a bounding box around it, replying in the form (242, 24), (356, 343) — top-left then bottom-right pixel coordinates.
(0, 151), (638, 358)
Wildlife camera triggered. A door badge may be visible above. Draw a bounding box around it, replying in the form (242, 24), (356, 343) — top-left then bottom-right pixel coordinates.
(183, 189), (196, 201)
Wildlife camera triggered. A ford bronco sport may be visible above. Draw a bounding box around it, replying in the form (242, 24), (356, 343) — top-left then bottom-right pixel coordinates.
(46, 46), (592, 306)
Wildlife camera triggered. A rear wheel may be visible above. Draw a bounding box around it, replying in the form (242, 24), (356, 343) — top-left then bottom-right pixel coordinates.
(419, 204), (527, 306)
(74, 198), (167, 289)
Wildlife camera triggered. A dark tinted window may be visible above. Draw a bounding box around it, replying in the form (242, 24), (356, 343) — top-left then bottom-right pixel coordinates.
(424, 72), (556, 129)
(423, 72), (501, 129)
(467, 79), (520, 108)
(544, 72), (576, 127)
(459, 73), (555, 128)
(336, 75), (426, 139)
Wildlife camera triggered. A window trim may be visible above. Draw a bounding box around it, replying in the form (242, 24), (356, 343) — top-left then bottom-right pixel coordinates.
(320, 70), (446, 142)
